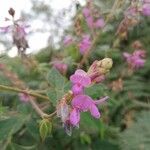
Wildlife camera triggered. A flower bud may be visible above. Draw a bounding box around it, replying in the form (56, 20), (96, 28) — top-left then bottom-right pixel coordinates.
(87, 58), (113, 84)
(8, 8), (15, 17)
(97, 58), (113, 70)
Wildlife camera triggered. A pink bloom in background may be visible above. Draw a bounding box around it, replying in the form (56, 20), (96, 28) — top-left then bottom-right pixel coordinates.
(144, 0), (150, 3)
(69, 95), (109, 126)
(0, 64), (5, 69)
(0, 26), (11, 33)
(82, 7), (90, 17)
(94, 18), (105, 28)
(19, 93), (29, 102)
(142, 3), (150, 16)
(123, 50), (146, 70)
(79, 35), (92, 54)
(63, 36), (73, 46)
(86, 16), (94, 28)
(53, 61), (68, 74)
(70, 69), (91, 95)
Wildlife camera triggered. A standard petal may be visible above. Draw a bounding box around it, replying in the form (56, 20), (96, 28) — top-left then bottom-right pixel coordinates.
(72, 84), (84, 95)
(72, 95), (93, 111)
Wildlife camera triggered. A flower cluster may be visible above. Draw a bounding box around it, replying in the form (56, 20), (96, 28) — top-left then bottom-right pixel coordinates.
(0, 8), (29, 55)
(123, 50), (146, 70)
(57, 58), (113, 135)
(142, 0), (150, 16)
(82, 5), (105, 29)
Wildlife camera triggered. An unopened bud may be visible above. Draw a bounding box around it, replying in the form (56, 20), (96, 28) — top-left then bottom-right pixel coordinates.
(97, 58), (113, 70)
(8, 8), (15, 17)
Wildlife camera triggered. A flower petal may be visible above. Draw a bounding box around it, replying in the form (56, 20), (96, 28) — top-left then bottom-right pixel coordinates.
(90, 104), (100, 118)
(72, 95), (93, 111)
(94, 96), (109, 105)
(69, 108), (80, 126)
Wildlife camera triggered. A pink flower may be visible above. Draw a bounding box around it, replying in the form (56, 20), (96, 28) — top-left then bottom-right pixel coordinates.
(143, 0), (150, 3)
(63, 36), (73, 46)
(94, 18), (105, 28)
(79, 35), (92, 54)
(142, 3), (150, 16)
(70, 69), (91, 95)
(19, 93), (29, 102)
(86, 16), (94, 28)
(0, 26), (11, 33)
(69, 95), (109, 126)
(123, 50), (146, 70)
(82, 7), (90, 17)
(53, 61), (68, 74)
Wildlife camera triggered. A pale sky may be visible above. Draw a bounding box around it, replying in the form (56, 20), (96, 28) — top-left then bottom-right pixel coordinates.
(0, 0), (85, 57)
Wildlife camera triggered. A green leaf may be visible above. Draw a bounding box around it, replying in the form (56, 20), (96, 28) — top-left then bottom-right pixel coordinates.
(0, 115), (27, 141)
(47, 68), (71, 105)
(39, 119), (52, 141)
(85, 83), (108, 99)
(119, 111), (150, 150)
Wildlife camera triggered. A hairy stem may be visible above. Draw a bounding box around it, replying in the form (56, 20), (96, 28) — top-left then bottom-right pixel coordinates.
(0, 84), (50, 101)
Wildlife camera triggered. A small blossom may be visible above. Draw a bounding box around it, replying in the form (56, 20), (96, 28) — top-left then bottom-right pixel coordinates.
(70, 69), (91, 95)
(53, 61), (68, 75)
(69, 95), (109, 126)
(0, 8), (29, 54)
(0, 26), (11, 33)
(142, 3), (150, 16)
(144, 0), (150, 3)
(94, 18), (105, 28)
(79, 35), (92, 54)
(86, 16), (94, 28)
(19, 93), (29, 102)
(63, 36), (73, 46)
(82, 7), (90, 17)
(123, 50), (146, 70)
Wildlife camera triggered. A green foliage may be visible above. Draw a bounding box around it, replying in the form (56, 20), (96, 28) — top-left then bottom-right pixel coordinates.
(47, 68), (71, 106)
(119, 111), (150, 150)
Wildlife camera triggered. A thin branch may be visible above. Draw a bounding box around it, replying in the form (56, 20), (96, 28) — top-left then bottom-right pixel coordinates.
(0, 84), (50, 101)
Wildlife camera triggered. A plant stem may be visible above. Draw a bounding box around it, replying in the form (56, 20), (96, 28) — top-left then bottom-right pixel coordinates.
(0, 84), (50, 101)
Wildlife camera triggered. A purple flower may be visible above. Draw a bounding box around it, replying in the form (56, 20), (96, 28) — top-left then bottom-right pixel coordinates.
(19, 93), (29, 102)
(86, 16), (94, 28)
(123, 50), (146, 70)
(63, 36), (73, 46)
(144, 0), (150, 3)
(82, 7), (90, 17)
(53, 61), (68, 74)
(0, 26), (11, 33)
(70, 69), (91, 95)
(79, 35), (92, 54)
(142, 3), (150, 16)
(94, 18), (105, 28)
(69, 95), (109, 126)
